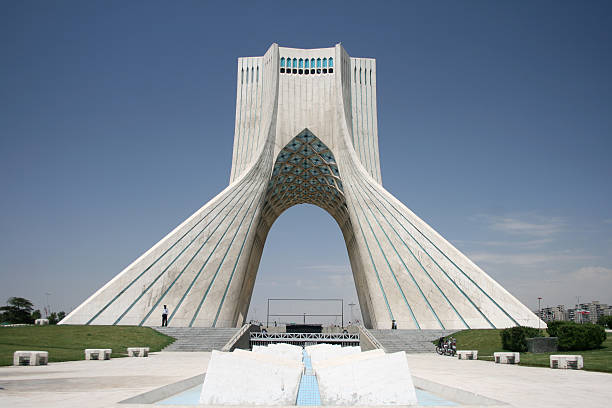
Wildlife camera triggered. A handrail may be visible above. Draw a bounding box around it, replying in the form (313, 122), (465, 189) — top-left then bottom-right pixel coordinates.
(221, 324), (251, 352)
(356, 324), (386, 352)
(250, 332), (358, 340)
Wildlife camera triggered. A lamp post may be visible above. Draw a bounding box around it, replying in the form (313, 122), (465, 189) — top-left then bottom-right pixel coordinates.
(348, 302), (356, 323)
(538, 297), (542, 330)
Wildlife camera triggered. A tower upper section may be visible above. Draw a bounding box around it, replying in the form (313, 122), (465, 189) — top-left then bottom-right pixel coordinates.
(229, 44), (382, 185)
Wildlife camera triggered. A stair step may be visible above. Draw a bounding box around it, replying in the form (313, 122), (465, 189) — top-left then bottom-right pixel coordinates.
(154, 327), (240, 352)
(367, 329), (457, 354)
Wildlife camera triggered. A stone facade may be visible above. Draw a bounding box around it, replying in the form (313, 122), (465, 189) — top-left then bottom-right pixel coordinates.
(61, 44), (543, 330)
(526, 337), (558, 353)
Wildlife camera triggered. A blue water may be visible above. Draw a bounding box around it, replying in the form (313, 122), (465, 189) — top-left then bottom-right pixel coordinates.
(296, 349), (322, 406)
(158, 385), (202, 405)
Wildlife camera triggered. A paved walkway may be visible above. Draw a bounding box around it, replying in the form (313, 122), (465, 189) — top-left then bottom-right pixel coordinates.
(0, 352), (210, 408)
(0, 351), (609, 407)
(406, 354), (611, 408)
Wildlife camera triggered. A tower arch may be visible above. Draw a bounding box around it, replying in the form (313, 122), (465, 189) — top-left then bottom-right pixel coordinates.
(61, 43), (543, 330)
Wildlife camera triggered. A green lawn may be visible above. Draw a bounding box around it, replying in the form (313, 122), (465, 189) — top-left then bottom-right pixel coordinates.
(448, 329), (612, 373)
(0, 325), (174, 366)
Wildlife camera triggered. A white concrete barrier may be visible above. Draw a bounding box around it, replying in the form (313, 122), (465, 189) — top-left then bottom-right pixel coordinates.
(550, 355), (583, 369)
(13, 351), (48, 366)
(253, 343), (303, 362)
(200, 350), (303, 405)
(127, 347), (149, 357)
(312, 349), (384, 372)
(305, 344), (360, 366)
(494, 352), (519, 364)
(84, 349), (111, 360)
(457, 350), (478, 360)
(34, 319), (49, 325)
(315, 351), (418, 405)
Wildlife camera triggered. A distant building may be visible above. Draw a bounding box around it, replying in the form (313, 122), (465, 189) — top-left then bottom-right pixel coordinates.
(536, 301), (611, 323)
(580, 301), (610, 323)
(537, 305), (566, 322)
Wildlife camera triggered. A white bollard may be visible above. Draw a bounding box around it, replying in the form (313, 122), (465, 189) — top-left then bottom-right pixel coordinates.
(13, 351), (48, 366)
(550, 355), (583, 370)
(127, 347), (149, 357)
(84, 349), (112, 360)
(34, 319), (49, 325)
(494, 352), (520, 364)
(457, 350), (478, 360)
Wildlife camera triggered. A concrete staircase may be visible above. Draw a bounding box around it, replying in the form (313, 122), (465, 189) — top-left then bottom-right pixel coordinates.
(368, 329), (457, 353)
(155, 327), (240, 352)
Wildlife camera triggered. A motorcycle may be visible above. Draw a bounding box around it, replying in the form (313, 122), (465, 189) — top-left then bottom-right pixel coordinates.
(435, 337), (456, 356)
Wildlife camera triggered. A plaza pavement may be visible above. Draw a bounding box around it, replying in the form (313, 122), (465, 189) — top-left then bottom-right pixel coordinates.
(0, 351), (609, 407)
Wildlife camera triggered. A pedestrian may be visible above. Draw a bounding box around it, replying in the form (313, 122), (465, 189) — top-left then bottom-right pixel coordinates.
(391, 319), (397, 329)
(162, 305), (169, 327)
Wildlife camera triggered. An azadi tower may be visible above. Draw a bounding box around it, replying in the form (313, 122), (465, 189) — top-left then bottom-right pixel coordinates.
(62, 44), (542, 329)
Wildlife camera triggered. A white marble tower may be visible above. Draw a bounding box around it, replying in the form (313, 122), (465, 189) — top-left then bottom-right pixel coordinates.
(61, 44), (543, 329)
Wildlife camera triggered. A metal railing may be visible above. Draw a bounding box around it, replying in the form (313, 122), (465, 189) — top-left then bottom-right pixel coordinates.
(266, 298), (344, 327)
(250, 332), (359, 347)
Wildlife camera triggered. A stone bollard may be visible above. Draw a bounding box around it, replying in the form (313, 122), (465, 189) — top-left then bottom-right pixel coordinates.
(127, 347), (149, 357)
(85, 349), (112, 360)
(34, 319), (49, 325)
(14, 351), (48, 366)
(457, 350), (478, 360)
(494, 352), (520, 364)
(550, 355), (583, 370)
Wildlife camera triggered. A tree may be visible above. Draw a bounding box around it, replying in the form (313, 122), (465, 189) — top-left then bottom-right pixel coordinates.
(48, 311), (66, 325)
(598, 315), (612, 329)
(31, 309), (41, 321)
(0, 297), (35, 324)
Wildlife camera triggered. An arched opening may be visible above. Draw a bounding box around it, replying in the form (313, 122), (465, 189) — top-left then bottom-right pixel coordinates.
(238, 130), (371, 328)
(248, 204), (362, 327)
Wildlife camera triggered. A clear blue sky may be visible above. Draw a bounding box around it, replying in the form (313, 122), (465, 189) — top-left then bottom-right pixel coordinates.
(1, 1), (611, 321)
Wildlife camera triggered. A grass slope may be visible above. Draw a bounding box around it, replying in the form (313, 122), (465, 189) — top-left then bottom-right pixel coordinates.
(449, 329), (611, 373)
(0, 325), (174, 366)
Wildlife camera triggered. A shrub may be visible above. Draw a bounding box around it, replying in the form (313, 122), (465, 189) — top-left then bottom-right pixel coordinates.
(547, 320), (572, 337)
(557, 323), (607, 351)
(501, 326), (543, 352)
(597, 315), (612, 329)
